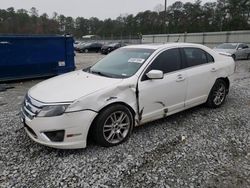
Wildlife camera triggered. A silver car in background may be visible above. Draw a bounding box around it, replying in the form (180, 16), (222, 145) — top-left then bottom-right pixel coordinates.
(213, 43), (250, 60)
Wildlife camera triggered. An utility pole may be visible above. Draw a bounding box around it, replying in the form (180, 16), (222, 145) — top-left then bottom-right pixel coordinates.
(165, 0), (167, 16)
(164, 0), (167, 34)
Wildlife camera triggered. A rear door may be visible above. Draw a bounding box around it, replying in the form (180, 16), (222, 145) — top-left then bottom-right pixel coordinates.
(138, 48), (188, 123)
(181, 47), (217, 108)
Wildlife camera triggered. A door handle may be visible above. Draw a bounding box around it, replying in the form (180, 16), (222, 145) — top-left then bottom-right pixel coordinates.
(176, 74), (185, 82)
(211, 68), (217, 72)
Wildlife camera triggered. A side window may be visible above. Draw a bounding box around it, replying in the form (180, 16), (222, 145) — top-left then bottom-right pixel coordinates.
(148, 48), (182, 74)
(238, 44), (244, 49)
(237, 44), (249, 49)
(206, 52), (214, 63)
(243, 44), (249, 49)
(183, 48), (208, 67)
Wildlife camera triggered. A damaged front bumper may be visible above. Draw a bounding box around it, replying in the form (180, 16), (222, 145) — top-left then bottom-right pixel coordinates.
(21, 109), (97, 149)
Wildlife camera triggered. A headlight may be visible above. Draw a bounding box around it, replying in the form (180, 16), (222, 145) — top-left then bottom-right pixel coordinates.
(37, 105), (69, 117)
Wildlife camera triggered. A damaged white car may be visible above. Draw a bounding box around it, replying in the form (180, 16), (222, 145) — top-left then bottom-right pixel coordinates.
(21, 43), (235, 149)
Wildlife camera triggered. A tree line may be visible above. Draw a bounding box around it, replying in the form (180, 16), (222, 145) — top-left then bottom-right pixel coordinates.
(0, 0), (249, 39)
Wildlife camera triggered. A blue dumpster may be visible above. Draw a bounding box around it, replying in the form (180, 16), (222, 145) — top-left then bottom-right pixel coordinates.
(0, 35), (75, 81)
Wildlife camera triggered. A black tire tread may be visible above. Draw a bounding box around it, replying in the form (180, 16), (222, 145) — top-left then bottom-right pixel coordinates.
(92, 104), (134, 147)
(206, 79), (227, 108)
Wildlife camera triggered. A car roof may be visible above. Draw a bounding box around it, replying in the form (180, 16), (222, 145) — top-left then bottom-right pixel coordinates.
(123, 43), (207, 50)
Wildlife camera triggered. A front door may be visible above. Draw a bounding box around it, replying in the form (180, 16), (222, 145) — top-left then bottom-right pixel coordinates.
(138, 48), (187, 123)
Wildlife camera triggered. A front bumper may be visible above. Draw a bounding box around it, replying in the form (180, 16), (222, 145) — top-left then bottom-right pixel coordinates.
(21, 110), (97, 149)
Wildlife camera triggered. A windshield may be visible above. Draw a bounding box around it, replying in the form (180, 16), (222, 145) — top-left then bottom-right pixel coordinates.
(88, 48), (155, 78)
(215, 43), (237, 49)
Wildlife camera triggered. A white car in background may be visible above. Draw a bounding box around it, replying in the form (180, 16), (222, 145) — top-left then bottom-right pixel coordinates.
(213, 43), (250, 60)
(21, 43), (235, 149)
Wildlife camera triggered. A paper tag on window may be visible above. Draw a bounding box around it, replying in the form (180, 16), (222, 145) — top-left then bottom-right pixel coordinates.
(128, 58), (145, 64)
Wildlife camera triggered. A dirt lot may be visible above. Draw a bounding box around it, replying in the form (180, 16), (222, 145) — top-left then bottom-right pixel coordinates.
(0, 52), (250, 188)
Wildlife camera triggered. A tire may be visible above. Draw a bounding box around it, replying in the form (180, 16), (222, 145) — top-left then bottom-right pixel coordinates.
(206, 79), (227, 108)
(84, 49), (88, 53)
(232, 54), (236, 60)
(92, 104), (134, 147)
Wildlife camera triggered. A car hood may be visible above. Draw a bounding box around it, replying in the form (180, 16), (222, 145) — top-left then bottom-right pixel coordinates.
(213, 48), (236, 54)
(28, 70), (123, 103)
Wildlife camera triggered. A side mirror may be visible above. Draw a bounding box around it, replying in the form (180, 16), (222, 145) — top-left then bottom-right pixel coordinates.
(146, 70), (164, 80)
(238, 47), (243, 50)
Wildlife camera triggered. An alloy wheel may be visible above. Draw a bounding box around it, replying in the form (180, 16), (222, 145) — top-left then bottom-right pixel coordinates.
(103, 111), (131, 144)
(213, 83), (226, 106)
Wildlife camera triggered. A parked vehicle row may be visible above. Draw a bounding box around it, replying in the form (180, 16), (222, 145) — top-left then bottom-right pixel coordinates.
(21, 43), (235, 149)
(101, 43), (127, 54)
(74, 41), (250, 60)
(74, 41), (127, 54)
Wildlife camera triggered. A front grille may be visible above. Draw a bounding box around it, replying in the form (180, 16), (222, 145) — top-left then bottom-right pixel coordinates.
(22, 94), (43, 120)
(21, 106), (33, 120)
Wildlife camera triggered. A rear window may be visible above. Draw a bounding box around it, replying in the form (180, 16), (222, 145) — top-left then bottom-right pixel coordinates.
(183, 48), (214, 67)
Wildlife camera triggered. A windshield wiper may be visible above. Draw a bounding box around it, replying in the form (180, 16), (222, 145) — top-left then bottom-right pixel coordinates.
(90, 70), (112, 78)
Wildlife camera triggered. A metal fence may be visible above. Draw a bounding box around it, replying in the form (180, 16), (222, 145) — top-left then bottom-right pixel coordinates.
(76, 35), (141, 45)
(98, 38), (141, 44)
(142, 30), (250, 48)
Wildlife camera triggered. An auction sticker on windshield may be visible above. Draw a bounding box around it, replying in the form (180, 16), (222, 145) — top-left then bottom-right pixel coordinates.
(128, 58), (145, 64)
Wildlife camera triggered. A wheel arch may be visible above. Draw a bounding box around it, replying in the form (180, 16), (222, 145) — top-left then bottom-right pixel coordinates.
(216, 77), (230, 94)
(232, 54), (236, 60)
(87, 102), (136, 140)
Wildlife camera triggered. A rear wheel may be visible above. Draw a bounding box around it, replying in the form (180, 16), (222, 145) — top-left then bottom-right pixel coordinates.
(92, 104), (134, 147)
(206, 79), (227, 108)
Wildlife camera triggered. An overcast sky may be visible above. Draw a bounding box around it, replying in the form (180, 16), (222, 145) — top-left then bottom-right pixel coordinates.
(1, 0), (208, 19)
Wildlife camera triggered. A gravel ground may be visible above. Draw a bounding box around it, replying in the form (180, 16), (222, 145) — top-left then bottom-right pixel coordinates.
(0, 52), (250, 188)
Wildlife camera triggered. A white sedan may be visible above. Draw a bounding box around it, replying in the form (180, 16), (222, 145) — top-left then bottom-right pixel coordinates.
(213, 43), (250, 60)
(21, 43), (235, 149)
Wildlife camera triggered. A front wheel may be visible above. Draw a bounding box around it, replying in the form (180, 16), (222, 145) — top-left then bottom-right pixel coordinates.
(206, 79), (227, 108)
(92, 104), (134, 147)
